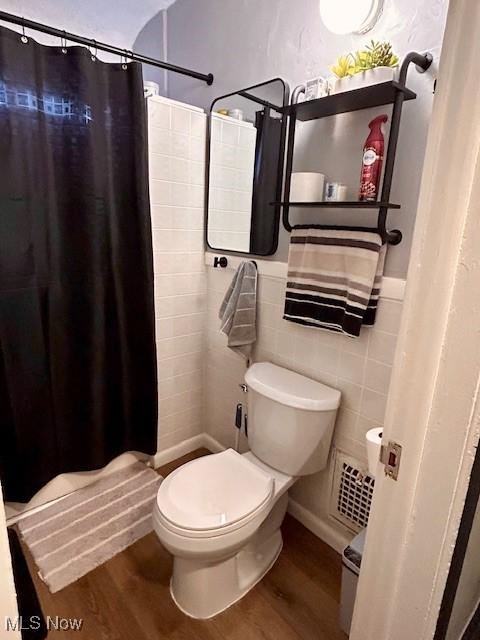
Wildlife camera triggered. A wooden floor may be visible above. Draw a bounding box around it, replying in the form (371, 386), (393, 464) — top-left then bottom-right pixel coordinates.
(22, 449), (347, 640)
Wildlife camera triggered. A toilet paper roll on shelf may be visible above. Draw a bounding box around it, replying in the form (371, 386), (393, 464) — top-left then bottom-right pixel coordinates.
(366, 427), (383, 478)
(290, 172), (325, 201)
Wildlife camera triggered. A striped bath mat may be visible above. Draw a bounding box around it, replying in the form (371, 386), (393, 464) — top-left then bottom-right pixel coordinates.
(18, 462), (162, 593)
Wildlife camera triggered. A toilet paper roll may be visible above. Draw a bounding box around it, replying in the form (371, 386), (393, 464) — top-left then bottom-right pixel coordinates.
(290, 172), (325, 202)
(366, 427), (383, 478)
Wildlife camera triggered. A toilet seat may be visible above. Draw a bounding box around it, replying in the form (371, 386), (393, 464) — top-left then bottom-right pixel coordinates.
(156, 449), (274, 538)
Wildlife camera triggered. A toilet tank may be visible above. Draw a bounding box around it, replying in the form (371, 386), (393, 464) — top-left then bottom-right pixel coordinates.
(244, 363), (341, 476)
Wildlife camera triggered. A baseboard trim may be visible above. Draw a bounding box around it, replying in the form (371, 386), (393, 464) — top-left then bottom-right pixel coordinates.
(201, 433), (227, 453)
(153, 432), (227, 469)
(287, 498), (351, 554)
(153, 434), (207, 468)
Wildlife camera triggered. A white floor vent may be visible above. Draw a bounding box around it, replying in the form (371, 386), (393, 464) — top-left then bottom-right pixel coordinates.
(329, 449), (375, 532)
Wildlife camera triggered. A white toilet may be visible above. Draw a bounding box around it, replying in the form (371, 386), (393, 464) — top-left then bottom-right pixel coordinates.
(153, 362), (341, 619)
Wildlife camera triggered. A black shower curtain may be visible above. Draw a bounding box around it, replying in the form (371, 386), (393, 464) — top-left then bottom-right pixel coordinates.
(250, 108), (282, 255)
(0, 27), (157, 502)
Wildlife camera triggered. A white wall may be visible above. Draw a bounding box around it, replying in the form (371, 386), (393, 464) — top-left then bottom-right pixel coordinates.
(135, 0), (447, 277)
(134, 11), (168, 95)
(0, 0), (172, 58)
(148, 96), (208, 452)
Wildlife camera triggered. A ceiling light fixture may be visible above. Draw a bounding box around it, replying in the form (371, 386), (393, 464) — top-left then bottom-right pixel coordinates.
(319, 0), (384, 35)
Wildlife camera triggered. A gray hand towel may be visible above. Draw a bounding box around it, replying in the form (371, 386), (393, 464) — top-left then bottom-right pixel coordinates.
(219, 261), (258, 360)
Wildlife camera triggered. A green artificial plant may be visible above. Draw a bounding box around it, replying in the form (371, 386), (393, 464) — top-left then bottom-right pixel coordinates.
(331, 41), (399, 79)
(330, 55), (355, 79)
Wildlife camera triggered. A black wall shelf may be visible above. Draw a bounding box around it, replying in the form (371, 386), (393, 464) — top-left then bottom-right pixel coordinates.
(273, 200), (401, 209)
(284, 81), (416, 122)
(281, 51), (433, 245)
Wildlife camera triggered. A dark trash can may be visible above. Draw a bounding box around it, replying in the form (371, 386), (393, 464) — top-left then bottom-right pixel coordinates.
(340, 528), (367, 635)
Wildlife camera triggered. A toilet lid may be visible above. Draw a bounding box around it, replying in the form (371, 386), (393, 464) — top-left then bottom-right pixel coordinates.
(156, 449), (274, 532)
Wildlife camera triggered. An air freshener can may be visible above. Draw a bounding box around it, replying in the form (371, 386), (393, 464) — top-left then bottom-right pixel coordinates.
(359, 114), (388, 201)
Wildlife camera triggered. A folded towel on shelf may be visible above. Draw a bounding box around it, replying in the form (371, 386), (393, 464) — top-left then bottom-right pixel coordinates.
(219, 260), (258, 359)
(283, 228), (386, 337)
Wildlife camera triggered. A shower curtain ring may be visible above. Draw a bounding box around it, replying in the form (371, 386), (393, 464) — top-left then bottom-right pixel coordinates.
(121, 50), (128, 70)
(61, 30), (67, 54)
(20, 18), (28, 44)
(90, 40), (97, 61)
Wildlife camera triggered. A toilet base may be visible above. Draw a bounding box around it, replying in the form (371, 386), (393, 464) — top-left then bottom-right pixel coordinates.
(170, 493), (289, 619)
(171, 529), (283, 619)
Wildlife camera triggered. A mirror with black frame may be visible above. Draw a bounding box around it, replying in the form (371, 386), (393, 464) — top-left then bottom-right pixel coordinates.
(206, 78), (289, 255)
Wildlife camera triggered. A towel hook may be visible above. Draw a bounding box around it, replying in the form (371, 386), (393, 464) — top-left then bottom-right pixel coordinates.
(213, 256), (228, 268)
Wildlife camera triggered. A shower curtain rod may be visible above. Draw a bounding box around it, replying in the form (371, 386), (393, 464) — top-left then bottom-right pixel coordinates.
(0, 11), (214, 86)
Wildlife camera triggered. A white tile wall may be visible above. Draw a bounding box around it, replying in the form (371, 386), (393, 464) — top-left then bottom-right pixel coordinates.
(254, 276), (401, 462)
(148, 96), (207, 452)
(204, 266), (403, 531)
(208, 113), (256, 252)
(205, 268), (401, 460)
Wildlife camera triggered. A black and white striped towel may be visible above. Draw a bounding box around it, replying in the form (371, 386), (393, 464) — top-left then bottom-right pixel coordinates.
(283, 228), (386, 337)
